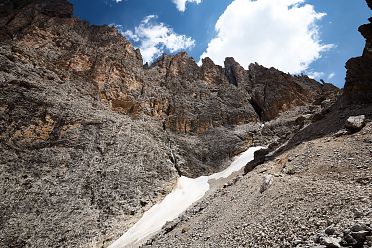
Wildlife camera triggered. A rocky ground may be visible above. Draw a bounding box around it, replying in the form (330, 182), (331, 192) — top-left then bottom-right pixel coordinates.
(0, 0), (370, 247)
(144, 108), (372, 248)
(0, 1), (328, 247)
(140, 2), (372, 245)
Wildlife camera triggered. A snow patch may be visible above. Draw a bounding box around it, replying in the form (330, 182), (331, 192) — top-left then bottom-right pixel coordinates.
(109, 146), (264, 248)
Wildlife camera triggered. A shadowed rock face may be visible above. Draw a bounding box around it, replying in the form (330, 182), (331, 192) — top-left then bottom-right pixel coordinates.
(343, 0), (372, 105)
(0, 0), (340, 247)
(368, 0), (372, 12)
(0, 0), (73, 39)
(246, 63), (337, 121)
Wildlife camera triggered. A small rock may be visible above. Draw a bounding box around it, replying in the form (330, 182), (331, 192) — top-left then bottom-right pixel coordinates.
(292, 239), (302, 246)
(352, 209), (363, 218)
(319, 237), (341, 248)
(259, 175), (274, 193)
(258, 168), (268, 174)
(351, 223), (364, 232)
(223, 182), (233, 188)
(351, 231), (369, 244)
(343, 234), (357, 245)
(345, 115), (366, 131)
(140, 200), (149, 207)
(325, 225), (336, 235)
(366, 236), (372, 243)
(316, 220), (328, 227)
(334, 129), (349, 137)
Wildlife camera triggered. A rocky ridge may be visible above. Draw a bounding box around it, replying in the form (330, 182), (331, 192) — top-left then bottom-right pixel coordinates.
(343, 0), (372, 105)
(143, 1), (372, 247)
(0, 0), (364, 248)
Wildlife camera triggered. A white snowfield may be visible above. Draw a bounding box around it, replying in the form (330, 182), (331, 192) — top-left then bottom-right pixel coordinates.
(109, 146), (264, 248)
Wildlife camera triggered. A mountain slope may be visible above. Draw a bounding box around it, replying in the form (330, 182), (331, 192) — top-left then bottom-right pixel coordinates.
(145, 121), (372, 247)
(142, 1), (372, 247)
(0, 0), (351, 247)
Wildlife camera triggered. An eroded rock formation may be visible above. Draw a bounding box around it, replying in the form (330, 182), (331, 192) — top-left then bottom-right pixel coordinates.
(343, 0), (372, 104)
(0, 1), (177, 247)
(0, 0), (341, 247)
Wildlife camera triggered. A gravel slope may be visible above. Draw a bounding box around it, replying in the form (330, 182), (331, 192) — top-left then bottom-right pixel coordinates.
(144, 118), (372, 248)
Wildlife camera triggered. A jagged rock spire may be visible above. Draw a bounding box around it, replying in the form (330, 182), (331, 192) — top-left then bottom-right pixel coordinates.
(343, 0), (372, 104)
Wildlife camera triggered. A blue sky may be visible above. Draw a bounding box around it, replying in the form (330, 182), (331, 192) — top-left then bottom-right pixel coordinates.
(70, 0), (370, 88)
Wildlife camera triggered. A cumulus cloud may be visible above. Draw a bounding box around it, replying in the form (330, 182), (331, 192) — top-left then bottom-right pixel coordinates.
(121, 16), (195, 63)
(172, 0), (202, 12)
(200, 0), (334, 74)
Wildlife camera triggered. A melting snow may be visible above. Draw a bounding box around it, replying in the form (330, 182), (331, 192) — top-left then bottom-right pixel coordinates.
(109, 146), (264, 248)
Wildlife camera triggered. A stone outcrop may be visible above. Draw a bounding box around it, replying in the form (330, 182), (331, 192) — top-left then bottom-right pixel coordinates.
(0, 0), (341, 247)
(0, 0), (333, 135)
(247, 63), (338, 121)
(345, 115), (366, 131)
(0, 1), (177, 247)
(0, 0), (73, 39)
(343, 0), (372, 105)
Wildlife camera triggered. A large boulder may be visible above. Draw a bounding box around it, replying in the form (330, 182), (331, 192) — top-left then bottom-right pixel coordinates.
(345, 115), (366, 131)
(244, 148), (270, 174)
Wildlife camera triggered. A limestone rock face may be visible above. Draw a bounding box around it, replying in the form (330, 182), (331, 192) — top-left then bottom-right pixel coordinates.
(145, 55), (336, 131)
(0, 0), (340, 247)
(343, 0), (372, 104)
(0, 0), (73, 39)
(0, 1), (176, 247)
(247, 63), (338, 121)
(0, 0), (333, 135)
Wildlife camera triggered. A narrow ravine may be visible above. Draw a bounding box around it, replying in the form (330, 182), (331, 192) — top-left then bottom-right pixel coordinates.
(109, 146), (264, 248)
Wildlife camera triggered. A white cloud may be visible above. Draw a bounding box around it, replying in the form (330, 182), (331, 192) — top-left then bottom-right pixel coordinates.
(200, 0), (334, 74)
(307, 71), (325, 80)
(172, 0), (202, 12)
(327, 72), (335, 80)
(119, 16), (195, 63)
(306, 71), (336, 82)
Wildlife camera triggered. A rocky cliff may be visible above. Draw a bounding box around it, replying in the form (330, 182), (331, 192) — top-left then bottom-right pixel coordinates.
(142, 1), (372, 247)
(0, 0), (342, 247)
(343, 0), (372, 105)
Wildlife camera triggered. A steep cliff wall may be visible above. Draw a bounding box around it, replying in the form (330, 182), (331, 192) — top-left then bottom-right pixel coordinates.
(343, 0), (372, 105)
(0, 0), (340, 247)
(0, 1), (178, 247)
